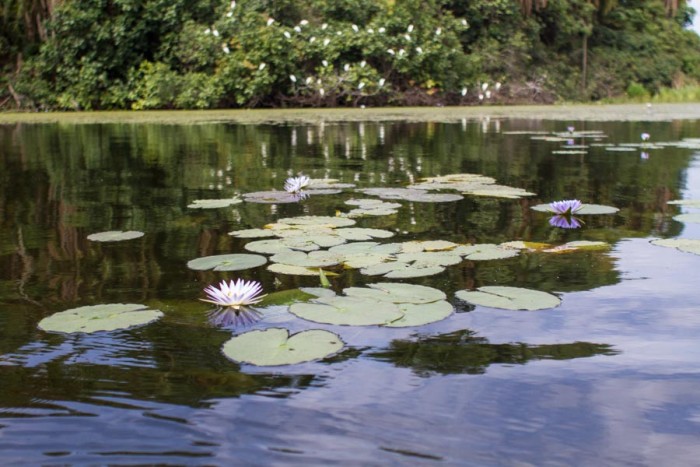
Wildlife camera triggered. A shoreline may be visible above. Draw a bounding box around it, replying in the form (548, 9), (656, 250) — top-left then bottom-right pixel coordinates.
(1, 103), (700, 125)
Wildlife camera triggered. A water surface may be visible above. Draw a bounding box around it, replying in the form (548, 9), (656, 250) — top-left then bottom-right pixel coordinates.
(1, 117), (700, 465)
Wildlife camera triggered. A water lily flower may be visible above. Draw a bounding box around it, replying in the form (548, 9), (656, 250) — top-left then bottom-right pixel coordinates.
(567, 126), (575, 133)
(284, 175), (310, 193)
(549, 199), (583, 216)
(289, 74), (297, 83)
(641, 132), (650, 141)
(201, 279), (266, 309)
(266, 18), (274, 26)
(461, 87), (467, 96)
(378, 78), (386, 87)
(549, 215), (582, 229)
(407, 24), (414, 33)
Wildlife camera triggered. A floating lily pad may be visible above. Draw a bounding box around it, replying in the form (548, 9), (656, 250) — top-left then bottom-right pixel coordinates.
(466, 185), (536, 199)
(267, 263), (336, 276)
(344, 282), (446, 304)
(187, 253), (267, 271)
(329, 241), (402, 255)
(299, 287), (338, 298)
(384, 301), (454, 327)
(531, 203), (619, 214)
(221, 328), (344, 366)
(270, 250), (342, 268)
(359, 188), (463, 203)
(87, 230), (144, 242)
(673, 213), (700, 223)
(188, 197), (243, 209)
(229, 228), (277, 238)
(244, 239), (297, 255)
(395, 251), (463, 268)
(277, 216), (356, 228)
(334, 228), (395, 241)
(605, 146), (637, 152)
(456, 286), (561, 311)
(552, 150), (587, 155)
(290, 296), (404, 326)
(360, 261), (445, 278)
(499, 241), (552, 251)
(242, 191), (309, 204)
(667, 199), (700, 206)
(408, 173), (535, 199)
(650, 238), (700, 255)
(308, 179), (356, 189)
(401, 240), (458, 252)
(38, 303), (163, 334)
(454, 243), (520, 260)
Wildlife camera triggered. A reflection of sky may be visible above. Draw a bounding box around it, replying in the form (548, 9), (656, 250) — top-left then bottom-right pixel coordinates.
(691, 0), (700, 35)
(679, 154), (700, 238)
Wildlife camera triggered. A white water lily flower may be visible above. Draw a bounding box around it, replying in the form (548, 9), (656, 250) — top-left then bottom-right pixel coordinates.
(202, 279), (266, 309)
(284, 175), (311, 193)
(549, 199), (583, 215)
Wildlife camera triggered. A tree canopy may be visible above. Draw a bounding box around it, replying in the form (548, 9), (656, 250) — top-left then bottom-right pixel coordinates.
(1, 0), (699, 110)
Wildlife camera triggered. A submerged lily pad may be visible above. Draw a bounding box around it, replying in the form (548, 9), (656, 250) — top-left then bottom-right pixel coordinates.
(531, 203), (619, 215)
(650, 238), (700, 255)
(290, 296), (404, 325)
(456, 286), (561, 311)
(188, 197), (243, 209)
(87, 230), (144, 242)
(38, 303), (163, 334)
(221, 328), (344, 366)
(187, 253), (267, 271)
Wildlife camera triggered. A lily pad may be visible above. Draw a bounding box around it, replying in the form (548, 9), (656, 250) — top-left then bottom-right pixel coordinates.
(400, 240), (458, 252)
(38, 303), (163, 334)
(188, 197), (243, 209)
(673, 213), (700, 223)
(668, 199), (700, 206)
(87, 230), (144, 242)
(242, 190), (310, 204)
(277, 216), (356, 228)
(454, 243), (520, 261)
(290, 296), (404, 326)
(221, 328), (344, 366)
(456, 286), (561, 311)
(650, 238), (700, 255)
(544, 240), (609, 252)
(229, 228), (277, 238)
(267, 264), (336, 276)
(384, 301), (454, 327)
(360, 261), (445, 278)
(344, 282), (446, 304)
(531, 203), (619, 215)
(334, 228), (395, 241)
(187, 253), (267, 271)
(359, 188), (463, 203)
(270, 250), (342, 268)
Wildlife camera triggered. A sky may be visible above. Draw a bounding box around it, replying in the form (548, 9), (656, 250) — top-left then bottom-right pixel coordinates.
(691, 0), (700, 34)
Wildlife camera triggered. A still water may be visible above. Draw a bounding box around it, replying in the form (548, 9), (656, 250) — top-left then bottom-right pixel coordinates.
(1, 117), (700, 465)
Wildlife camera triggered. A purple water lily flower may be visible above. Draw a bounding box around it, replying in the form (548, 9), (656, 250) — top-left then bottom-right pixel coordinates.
(641, 132), (650, 141)
(549, 215), (582, 229)
(201, 279), (266, 309)
(549, 199), (583, 216)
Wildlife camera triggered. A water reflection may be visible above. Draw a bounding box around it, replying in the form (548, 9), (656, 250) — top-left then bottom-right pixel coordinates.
(369, 329), (618, 376)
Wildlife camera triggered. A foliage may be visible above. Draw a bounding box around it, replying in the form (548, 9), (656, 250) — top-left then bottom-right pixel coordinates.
(1, 0), (700, 109)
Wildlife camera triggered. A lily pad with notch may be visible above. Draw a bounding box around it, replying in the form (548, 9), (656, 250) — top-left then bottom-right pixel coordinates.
(187, 253), (267, 271)
(221, 328), (345, 366)
(38, 303), (163, 334)
(456, 286), (561, 311)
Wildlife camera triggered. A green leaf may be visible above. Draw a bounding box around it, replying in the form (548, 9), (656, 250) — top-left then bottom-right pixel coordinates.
(188, 197), (243, 209)
(673, 213), (700, 223)
(456, 286), (561, 311)
(651, 238), (700, 255)
(87, 230), (144, 242)
(258, 289), (318, 306)
(384, 301), (454, 327)
(38, 303), (163, 334)
(270, 250), (341, 268)
(344, 282), (446, 304)
(222, 328), (344, 366)
(268, 264), (338, 276)
(290, 296), (404, 325)
(359, 188), (463, 202)
(531, 203), (619, 215)
(454, 243), (520, 260)
(187, 253), (267, 271)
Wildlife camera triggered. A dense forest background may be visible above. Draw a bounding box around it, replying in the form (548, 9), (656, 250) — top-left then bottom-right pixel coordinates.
(1, 0), (699, 110)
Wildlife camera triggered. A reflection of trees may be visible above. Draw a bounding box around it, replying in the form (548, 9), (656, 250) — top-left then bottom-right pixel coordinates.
(368, 330), (618, 377)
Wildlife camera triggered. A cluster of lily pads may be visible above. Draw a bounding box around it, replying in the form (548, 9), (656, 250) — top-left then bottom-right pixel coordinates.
(40, 172), (626, 367)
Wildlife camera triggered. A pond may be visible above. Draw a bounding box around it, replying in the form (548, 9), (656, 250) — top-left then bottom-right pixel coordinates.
(1, 111), (700, 465)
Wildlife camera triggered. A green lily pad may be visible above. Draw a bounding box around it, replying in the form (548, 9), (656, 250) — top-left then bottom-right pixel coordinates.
(290, 296), (404, 326)
(546, 240), (609, 252)
(344, 282), (446, 304)
(228, 228), (277, 238)
(187, 253), (267, 271)
(605, 146), (637, 152)
(359, 188), (463, 203)
(673, 213), (700, 223)
(221, 328), (344, 366)
(395, 251), (463, 268)
(360, 261), (445, 278)
(38, 303), (163, 334)
(531, 203), (619, 214)
(334, 228), (395, 241)
(401, 240), (458, 252)
(384, 301), (454, 327)
(308, 179), (356, 189)
(270, 250), (342, 268)
(242, 190), (310, 204)
(650, 238), (700, 255)
(466, 185), (536, 199)
(454, 243), (520, 260)
(257, 289), (318, 306)
(87, 230), (144, 242)
(277, 216), (356, 228)
(667, 199), (700, 206)
(329, 242), (402, 255)
(267, 264), (336, 276)
(299, 287), (338, 298)
(188, 197), (243, 209)
(456, 286), (561, 311)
